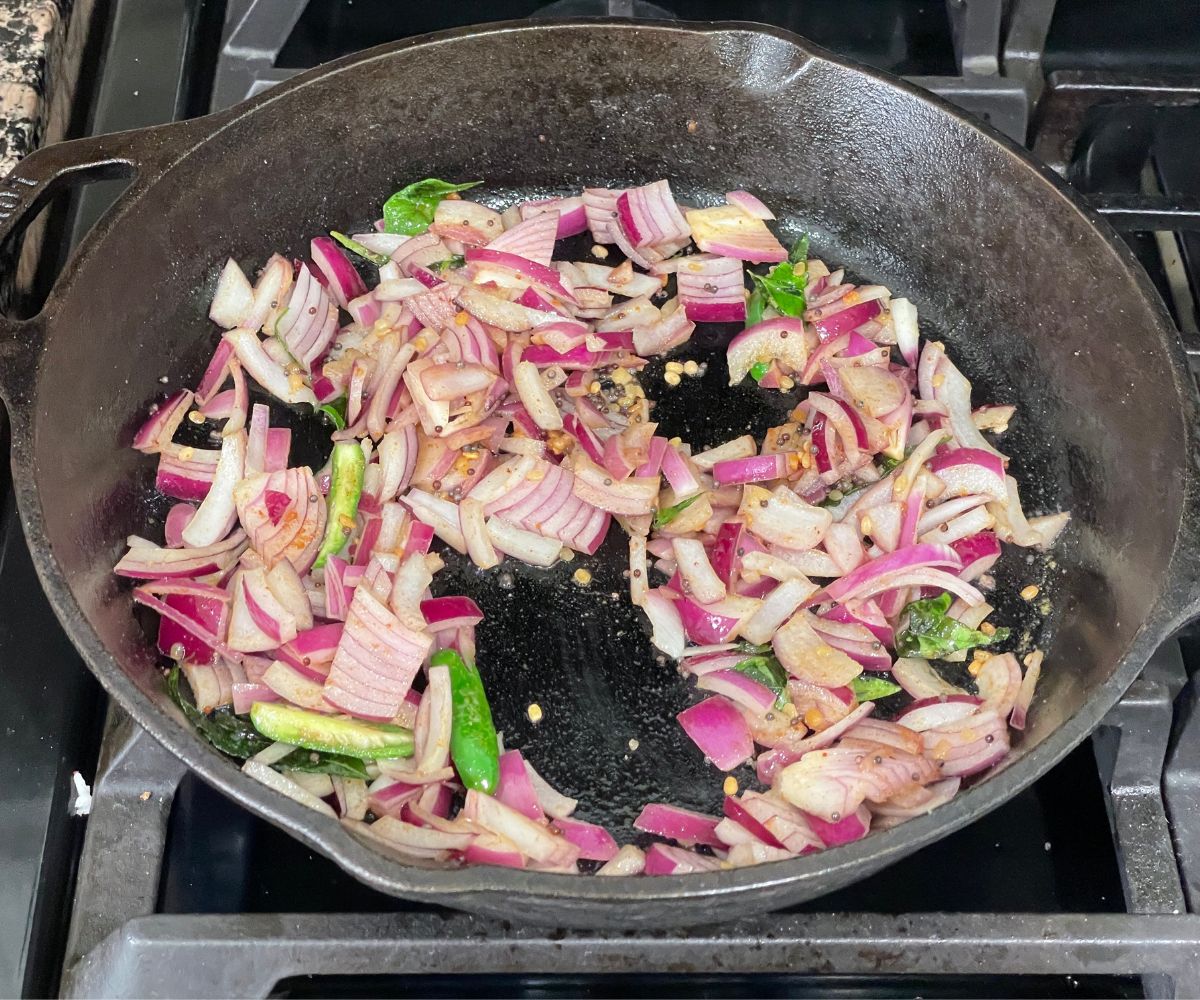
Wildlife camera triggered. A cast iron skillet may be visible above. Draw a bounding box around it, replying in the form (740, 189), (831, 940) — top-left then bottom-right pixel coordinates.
(0, 20), (1198, 927)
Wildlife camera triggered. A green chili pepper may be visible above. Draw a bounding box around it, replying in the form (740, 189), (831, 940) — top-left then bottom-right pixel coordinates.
(313, 442), (366, 569)
(434, 648), (500, 795)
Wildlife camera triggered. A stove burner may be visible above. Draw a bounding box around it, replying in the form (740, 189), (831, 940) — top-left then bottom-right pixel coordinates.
(531, 0), (677, 17)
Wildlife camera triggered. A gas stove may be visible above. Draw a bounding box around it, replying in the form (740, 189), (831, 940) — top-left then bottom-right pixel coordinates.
(4, 1), (1200, 996)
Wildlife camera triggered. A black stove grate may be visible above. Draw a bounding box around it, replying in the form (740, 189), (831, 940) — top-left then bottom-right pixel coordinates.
(7, 0), (1200, 997)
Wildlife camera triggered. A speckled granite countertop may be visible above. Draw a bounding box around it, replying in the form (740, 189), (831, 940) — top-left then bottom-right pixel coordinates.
(0, 0), (66, 176)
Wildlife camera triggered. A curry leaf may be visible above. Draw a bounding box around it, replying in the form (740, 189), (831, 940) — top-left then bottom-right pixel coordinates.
(167, 665), (271, 759)
(788, 234), (810, 266)
(383, 178), (482, 235)
(894, 592), (1010, 659)
(746, 287), (767, 327)
(275, 748), (370, 780)
(749, 263), (806, 317)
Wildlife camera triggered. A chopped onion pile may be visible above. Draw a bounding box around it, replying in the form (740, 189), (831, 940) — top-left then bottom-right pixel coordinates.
(119, 178), (1069, 875)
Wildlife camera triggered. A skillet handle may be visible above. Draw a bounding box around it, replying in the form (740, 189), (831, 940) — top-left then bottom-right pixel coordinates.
(0, 119), (211, 409)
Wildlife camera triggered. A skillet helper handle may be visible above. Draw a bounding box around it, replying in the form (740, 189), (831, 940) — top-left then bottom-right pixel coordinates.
(0, 121), (208, 400)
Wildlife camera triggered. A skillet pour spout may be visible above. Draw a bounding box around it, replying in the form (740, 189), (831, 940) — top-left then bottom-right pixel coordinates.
(0, 19), (1198, 926)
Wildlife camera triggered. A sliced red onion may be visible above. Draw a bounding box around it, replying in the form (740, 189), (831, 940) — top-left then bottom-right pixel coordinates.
(740, 577), (816, 645)
(773, 611), (863, 687)
(835, 364), (907, 418)
(631, 300), (696, 357)
(988, 475), (1071, 550)
(520, 195), (588, 238)
(686, 204), (786, 263)
(163, 503), (196, 548)
(945, 525), (1003, 581)
(691, 435), (757, 472)
(891, 657), (969, 701)
(275, 622), (342, 680)
(550, 816), (618, 862)
(712, 453), (786, 486)
(696, 669), (776, 713)
(1009, 650), (1042, 731)
(675, 592), (757, 646)
(311, 236), (366, 309)
(277, 262), (338, 372)
(930, 352), (1004, 459)
(822, 521), (866, 575)
(224, 327), (317, 406)
(225, 569), (280, 653)
(805, 805), (871, 847)
(486, 210), (560, 267)
(720, 796), (787, 849)
(839, 717), (924, 757)
(153, 585), (228, 665)
(195, 339), (235, 406)
(431, 199), (504, 246)
(595, 294), (660, 333)
(420, 595), (484, 632)
(858, 501), (902, 554)
(921, 708), (1010, 777)
(896, 695), (983, 732)
(464, 789), (579, 867)
(133, 390), (193, 454)
(325, 585), (432, 721)
(209, 258), (255, 329)
(809, 542), (960, 606)
(156, 443), (219, 502)
(466, 247), (576, 303)
(570, 453), (658, 516)
(823, 600), (894, 646)
(634, 802), (723, 848)
(616, 180), (690, 248)
(513, 360), (563, 431)
(810, 299), (882, 342)
(671, 538), (724, 605)
(928, 447), (1007, 503)
(405, 489), (467, 553)
(641, 588), (686, 658)
(643, 843), (723, 875)
(889, 297), (919, 368)
(234, 467), (326, 573)
(116, 531), (245, 579)
(459, 497), (500, 570)
(496, 750), (544, 821)
(726, 317), (807, 385)
(739, 485), (832, 551)
(242, 254), (292, 334)
(677, 696), (754, 771)
(975, 651), (1022, 718)
(736, 791), (823, 854)
(564, 260), (662, 298)
(724, 190), (775, 220)
(462, 833), (524, 869)
(243, 759), (336, 819)
(485, 516), (561, 566)
(180, 431), (245, 548)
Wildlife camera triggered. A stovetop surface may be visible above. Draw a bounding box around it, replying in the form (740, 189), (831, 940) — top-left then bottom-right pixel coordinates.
(3, 0), (1200, 997)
